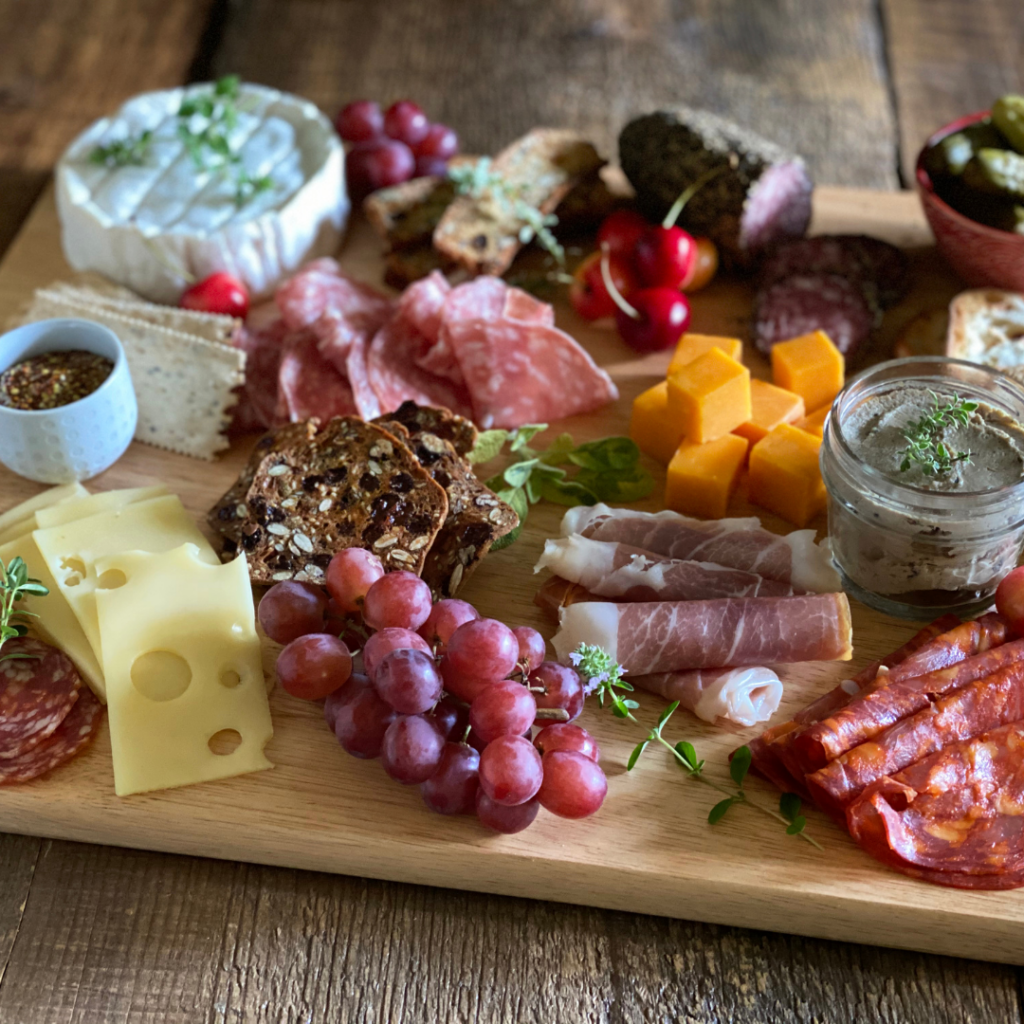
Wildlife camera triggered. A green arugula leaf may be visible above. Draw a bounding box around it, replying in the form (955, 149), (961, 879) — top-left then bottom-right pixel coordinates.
(708, 798), (735, 825)
(509, 424), (547, 452)
(468, 429), (510, 464)
(536, 477), (597, 507)
(503, 460), (538, 489)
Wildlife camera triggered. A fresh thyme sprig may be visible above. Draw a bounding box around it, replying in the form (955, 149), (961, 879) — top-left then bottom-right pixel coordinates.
(448, 157), (566, 266)
(571, 643), (822, 850)
(90, 129), (153, 168)
(0, 556), (48, 663)
(898, 390), (978, 477)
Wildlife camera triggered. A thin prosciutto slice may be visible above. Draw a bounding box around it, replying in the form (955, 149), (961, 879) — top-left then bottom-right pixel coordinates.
(552, 595), (852, 674)
(561, 505), (839, 594)
(633, 667), (783, 727)
(535, 535), (793, 600)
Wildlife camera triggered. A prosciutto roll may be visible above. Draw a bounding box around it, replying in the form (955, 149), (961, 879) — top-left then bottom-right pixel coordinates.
(552, 595), (852, 675)
(846, 721), (1024, 889)
(633, 667), (782, 727)
(535, 535), (793, 602)
(561, 504), (839, 593)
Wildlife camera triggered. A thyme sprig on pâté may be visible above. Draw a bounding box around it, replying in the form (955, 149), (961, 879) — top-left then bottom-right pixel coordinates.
(897, 390), (978, 477)
(0, 556), (48, 663)
(571, 643), (823, 850)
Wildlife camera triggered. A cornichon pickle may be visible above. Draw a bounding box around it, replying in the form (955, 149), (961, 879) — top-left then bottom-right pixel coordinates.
(923, 120), (1005, 178)
(963, 148), (1024, 199)
(992, 95), (1024, 154)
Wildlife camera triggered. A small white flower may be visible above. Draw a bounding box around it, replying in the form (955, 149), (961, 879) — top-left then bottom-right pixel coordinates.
(569, 651), (583, 667)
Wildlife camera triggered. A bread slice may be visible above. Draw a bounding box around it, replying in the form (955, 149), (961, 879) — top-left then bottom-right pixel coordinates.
(433, 129), (604, 276)
(947, 289), (1024, 383)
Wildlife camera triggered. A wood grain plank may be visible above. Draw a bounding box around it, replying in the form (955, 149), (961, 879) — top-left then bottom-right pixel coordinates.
(214, 0), (899, 188)
(0, 839), (1017, 1023)
(882, 0), (1024, 182)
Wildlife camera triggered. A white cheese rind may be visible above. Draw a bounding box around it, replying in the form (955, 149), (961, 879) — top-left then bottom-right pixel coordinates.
(56, 83), (348, 302)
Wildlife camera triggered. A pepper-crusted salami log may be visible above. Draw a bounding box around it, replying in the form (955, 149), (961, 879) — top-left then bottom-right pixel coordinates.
(845, 720), (1024, 888)
(618, 108), (812, 270)
(0, 637), (81, 759)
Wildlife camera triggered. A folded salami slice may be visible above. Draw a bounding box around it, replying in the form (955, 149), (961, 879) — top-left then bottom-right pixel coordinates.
(561, 504), (839, 593)
(0, 637), (81, 759)
(807, 659), (1024, 816)
(846, 720), (1024, 888)
(633, 667), (782, 727)
(552, 595), (852, 675)
(793, 633), (1024, 774)
(277, 330), (360, 422)
(534, 535), (793, 602)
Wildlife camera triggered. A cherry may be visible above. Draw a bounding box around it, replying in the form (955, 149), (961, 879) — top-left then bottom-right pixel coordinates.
(633, 225), (697, 290)
(568, 250), (637, 321)
(596, 209), (649, 260)
(600, 246), (690, 353)
(681, 237), (719, 292)
(180, 271), (249, 319)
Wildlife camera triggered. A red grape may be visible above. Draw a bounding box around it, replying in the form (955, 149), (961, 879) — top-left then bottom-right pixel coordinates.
(511, 626), (545, 674)
(381, 715), (445, 784)
(363, 571), (433, 631)
(277, 634), (352, 701)
(333, 676), (397, 758)
(533, 723), (600, 762)
(476, 791), (538, 834)
(335, 100), (384, 142)
(427, 695), (468, 741)
(478, 735), (543, 806)
(447, 619), (519, 682)
(258, 580), (327, 644)
(180, 271), (249, 319)
(326, 548), (384, 613)
(346, 139), (414, 197)
(383, 100), (429, 147)
(414, 155), (450, 179)
(421, 742), (479, 814)
(419, 598), (479, 654)
(530, 662), (584, 722)
(439, 655), (492, 704)
(362, 627), (431, 679)
(469, 680), (536, 744)
(374, 648), (442, 714)
(324, 671), (368, 732)
(416, 123), (459, 159)
(537, 751), (607, 818)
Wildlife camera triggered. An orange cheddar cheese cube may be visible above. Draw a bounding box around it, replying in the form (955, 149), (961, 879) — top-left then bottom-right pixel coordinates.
(667, 347), (751, 444)
(796, 403), (830, 439)
(748, 423), (826, 528)
(665, 434), (749, 520)
(771, 330), (845, 413)
(733, 379), (806, 445)
(630, 381), (685, 465)
(668, 333), (743, 376)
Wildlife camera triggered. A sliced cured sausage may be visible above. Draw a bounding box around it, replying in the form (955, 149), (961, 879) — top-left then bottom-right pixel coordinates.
(0, 637), (81, 759)
(276, 258), (392, 334)
(277, 330), (360, 422)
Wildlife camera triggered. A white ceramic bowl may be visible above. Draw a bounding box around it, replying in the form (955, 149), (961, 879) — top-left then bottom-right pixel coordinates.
(0, 318), (137, 483)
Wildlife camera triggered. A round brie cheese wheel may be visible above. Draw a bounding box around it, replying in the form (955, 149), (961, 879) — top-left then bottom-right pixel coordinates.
(56, 82), (348, 303)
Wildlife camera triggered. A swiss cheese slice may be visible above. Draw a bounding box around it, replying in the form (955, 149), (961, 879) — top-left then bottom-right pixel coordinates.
(34, 484), (169, 530)
(93, 544), (273, 796)
(0, 483), (89, 545)
(0, 534), (106, 700)
(32, 494), (217, 668)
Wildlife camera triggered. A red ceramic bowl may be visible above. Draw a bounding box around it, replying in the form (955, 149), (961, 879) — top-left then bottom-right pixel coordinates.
(916, 110), (1024, 291)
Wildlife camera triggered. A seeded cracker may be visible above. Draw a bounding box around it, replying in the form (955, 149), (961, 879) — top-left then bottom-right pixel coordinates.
(212, 418), (448, 586)
(377, 401), (479, 458)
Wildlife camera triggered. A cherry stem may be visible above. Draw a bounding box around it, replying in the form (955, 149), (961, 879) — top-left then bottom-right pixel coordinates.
(599, 244), (640, 320)
(661, 164), (729, 229)
(534, 708), (570, 722)
(461, 723), (472, 744)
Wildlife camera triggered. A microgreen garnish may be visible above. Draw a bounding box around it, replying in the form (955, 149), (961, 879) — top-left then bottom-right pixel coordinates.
(0, 556), (48, 662)
(90, 129), (154, 168)
(572, 643), (823, 850)
(448, 158), (565, 267)
(467, 425), (653, 550)
(897, 390), (978, 477)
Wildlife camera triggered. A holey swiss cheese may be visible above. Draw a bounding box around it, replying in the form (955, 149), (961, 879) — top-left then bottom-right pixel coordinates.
(94, 544), (273, 797)
(56, 82), (347, 302)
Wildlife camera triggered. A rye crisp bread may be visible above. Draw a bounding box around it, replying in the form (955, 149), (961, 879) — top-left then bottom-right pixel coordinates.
(377, 401), (478, 457)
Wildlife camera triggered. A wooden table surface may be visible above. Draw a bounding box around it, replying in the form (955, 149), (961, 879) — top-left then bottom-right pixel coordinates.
(0, 1), (1022, 1021)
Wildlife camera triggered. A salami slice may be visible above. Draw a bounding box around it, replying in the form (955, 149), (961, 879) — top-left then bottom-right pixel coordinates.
(0, 637), (81, 759)
(239, 320), (289, 429)
(0, 684), (102, 786)
(503, 288), (555, 326)
(840, 235), (910, 308)
(759, 237), (870, 289)
(752, 273), (877, 358)
(845, 720), (1024, 887)
(276, 258), (393, 333)
(277, 330), (359, 422)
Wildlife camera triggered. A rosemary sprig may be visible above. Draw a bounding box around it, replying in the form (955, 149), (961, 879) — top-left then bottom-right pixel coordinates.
(0, 556), (48, 663)
(571, 643), (822, 850)
(448, 157), (566, 266)
(898, 390), (978, 477)
(90, 129), (153, 168)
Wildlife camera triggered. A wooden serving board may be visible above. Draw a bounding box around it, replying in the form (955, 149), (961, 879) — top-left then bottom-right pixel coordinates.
(0, 184), (1015, 965)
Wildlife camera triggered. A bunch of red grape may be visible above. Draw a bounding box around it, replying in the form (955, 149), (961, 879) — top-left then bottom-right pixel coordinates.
(258, 548), (606, 834)
(335, 99), (460, 198)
